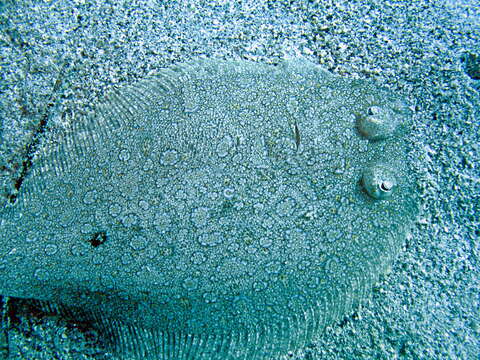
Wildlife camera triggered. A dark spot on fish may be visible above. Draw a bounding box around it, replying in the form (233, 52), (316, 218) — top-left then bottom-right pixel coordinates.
(294, 122), (301, 150)
(88, 232), (107, 248)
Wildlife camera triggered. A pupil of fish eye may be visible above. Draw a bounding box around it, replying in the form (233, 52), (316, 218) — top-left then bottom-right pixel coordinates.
(380, 181), (393, 192)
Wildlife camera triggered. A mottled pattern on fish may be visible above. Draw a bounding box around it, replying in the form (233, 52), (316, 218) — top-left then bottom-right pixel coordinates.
(0, 59), (419, 359)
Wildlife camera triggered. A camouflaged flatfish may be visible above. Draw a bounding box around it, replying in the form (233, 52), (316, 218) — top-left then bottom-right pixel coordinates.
(0, 59), (419, 359)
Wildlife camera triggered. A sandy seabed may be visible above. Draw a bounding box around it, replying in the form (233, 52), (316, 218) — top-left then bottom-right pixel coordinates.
(0, 0), (478, 359)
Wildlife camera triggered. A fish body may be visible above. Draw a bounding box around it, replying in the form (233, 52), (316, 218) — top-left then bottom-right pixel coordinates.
(0, 59), (418, 359)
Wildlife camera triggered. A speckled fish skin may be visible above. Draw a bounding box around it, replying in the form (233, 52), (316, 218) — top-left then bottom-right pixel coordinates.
(0, 59), (418, 359)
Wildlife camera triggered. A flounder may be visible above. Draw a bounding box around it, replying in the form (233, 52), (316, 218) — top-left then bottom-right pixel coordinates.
(0, 59), (418, 359)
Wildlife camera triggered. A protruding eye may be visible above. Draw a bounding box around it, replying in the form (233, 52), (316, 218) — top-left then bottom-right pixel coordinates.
(357, 105), (398, 141)
(362, 164), (397, 200)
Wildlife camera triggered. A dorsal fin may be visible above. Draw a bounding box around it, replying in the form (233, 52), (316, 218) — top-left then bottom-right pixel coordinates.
(16, 66), (191, 207)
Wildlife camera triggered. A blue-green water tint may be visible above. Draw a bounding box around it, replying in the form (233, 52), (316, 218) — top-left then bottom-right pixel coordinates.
(0, 59), (418, 359)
